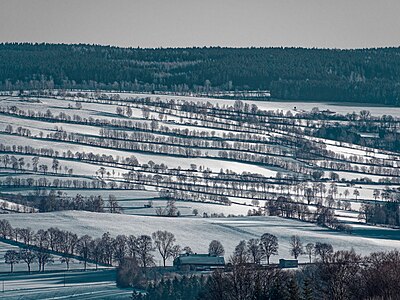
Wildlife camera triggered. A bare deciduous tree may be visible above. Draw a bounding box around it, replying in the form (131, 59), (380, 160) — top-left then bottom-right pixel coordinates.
(260, 233), (278, 264)
(305, 243), (315, 263)
(289, 235), (304, 259)
(246, 238), (264, 264)
(232, 240), (249, 264)
(315, 242), (333, 263)
(152, 230), (177, 267)
(5, 250), (19, 273)
(20, 249), (36, 273)
(77, 235), (92, 271)
(208, 240), (225, 256)
(135, 235), (155, 269)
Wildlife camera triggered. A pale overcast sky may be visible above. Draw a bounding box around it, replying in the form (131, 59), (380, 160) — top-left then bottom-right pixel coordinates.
(1, 0), (400, 49)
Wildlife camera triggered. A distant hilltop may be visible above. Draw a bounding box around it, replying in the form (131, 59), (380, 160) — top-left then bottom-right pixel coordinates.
(0, 43), (399, 106)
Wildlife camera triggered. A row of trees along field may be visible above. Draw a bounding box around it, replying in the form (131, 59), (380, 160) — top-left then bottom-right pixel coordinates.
(0, 219), (187, 272)
(1, 219), (327, 272)
(3, 119), (400, 178)
(1, 217), (338, 272)
(3, 89), (400, 151)
(1, 44), (400, 105)
(2, 220), (399, 299)
(2, 91), (400, 153)
(1, 149), (399, 227)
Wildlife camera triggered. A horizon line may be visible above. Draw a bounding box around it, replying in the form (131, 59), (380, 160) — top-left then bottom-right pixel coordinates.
(2, 42), (400, 51)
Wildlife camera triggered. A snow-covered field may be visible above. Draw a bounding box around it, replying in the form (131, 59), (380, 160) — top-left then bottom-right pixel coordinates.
(120, 199), (252, 216)
(0, 198), (37, 213)
(0, 133), (280, 177)
(0, 241), (99, 273)
(0, 269), (131, 299)
(1, 92), (399, 272)
(1, 211), (399, 264)
(102, 91), (400, 116)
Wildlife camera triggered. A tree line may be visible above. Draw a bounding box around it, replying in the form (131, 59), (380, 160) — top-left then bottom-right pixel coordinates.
(1, 43), (400, 106)
(131, 248), (400, 300)
(3, 92), (400, 164)
(119, 234), (400, 300)
(2, 147), (399, 229)
(0, 219), (230, 273)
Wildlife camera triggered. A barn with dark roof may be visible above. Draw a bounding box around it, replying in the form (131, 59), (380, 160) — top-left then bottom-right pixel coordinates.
(173, 253), (225, 271)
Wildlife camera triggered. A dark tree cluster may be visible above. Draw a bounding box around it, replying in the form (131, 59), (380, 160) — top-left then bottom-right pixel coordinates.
(1, 43), (400, 105)
(359, 196), (400, 227)
(131, 248), (400, 300)
(37, 191), (106, 212)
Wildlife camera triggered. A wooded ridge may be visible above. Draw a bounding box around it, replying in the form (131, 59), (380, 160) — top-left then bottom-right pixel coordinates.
(1, 43), (400, 105)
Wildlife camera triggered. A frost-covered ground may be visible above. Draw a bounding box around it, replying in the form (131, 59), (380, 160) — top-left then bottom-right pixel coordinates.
(1, 92), (400, 274)
(0, 198), (37, 213)
(1, 93), (399, 215)
(102, 91), (400, 116)
(0, 241), (100, 273)
(119, 199), (252, 216)
(0, 269), (131, 299)
(1, 211), (399, 265)
(1, 187), (253, 216)
(0, 133), (280, 177)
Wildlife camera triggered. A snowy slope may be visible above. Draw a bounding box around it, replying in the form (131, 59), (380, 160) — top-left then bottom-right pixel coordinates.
(1, 211), (399, 264)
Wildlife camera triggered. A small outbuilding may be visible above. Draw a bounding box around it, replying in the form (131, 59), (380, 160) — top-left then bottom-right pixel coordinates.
(173, 253), (225, 271)
(279, 259), (298, 269)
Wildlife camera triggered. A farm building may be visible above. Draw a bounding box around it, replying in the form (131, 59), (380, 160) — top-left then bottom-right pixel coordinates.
(279, 259), (298, 269)
(173, 253), (225, 271)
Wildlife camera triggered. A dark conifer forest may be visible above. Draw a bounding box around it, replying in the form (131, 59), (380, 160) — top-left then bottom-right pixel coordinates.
(1, 43), (400, 105)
